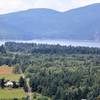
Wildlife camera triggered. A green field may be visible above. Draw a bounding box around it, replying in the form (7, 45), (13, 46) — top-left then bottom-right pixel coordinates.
(0, 66), (26, 99)
(0, 88), (51, 100)
(0, 66), (21, 81)
(0, 88), (26, 99)
(0, 66), (50, 100)
(0, 74), (21, 81)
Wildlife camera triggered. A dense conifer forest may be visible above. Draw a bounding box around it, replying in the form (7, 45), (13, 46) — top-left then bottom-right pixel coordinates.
(0, 42), (100, 100)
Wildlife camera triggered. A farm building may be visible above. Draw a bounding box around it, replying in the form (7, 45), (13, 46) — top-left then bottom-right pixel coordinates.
(5, 81), (13, 87)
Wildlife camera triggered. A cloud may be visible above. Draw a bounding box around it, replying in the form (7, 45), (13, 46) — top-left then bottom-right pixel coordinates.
(0, 0), (100, 14)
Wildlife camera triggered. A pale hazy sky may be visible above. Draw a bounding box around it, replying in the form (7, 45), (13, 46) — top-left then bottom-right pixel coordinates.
(0, 0), (100, 14)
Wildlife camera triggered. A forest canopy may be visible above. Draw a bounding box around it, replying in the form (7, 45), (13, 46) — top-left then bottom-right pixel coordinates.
(0, 42), (100, 100)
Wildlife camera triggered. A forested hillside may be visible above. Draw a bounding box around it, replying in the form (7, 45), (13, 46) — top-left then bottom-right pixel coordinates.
(0, 3), (100, 41)
(0, 42), (100, 100)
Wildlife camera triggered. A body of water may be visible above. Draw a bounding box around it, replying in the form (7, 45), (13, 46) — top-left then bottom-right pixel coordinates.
(0, 40), (100, 48)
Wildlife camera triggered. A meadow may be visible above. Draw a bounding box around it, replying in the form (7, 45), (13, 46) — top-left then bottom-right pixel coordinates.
(0, 66), (21, 81)
(0, 66), (51, 100)
(0, 88), (26, 99)
(0, 66), (26, 99)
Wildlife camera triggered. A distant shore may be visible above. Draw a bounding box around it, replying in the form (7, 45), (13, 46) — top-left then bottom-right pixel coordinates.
(0, 39), (100, 48)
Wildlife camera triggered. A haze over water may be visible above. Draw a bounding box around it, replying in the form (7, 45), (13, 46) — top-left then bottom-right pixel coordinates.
(0, 40), (100, 48)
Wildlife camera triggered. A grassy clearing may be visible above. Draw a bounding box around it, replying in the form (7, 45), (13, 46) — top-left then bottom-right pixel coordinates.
(0, 89), (51, 100)
(0, 88), (26, 99)
(0, 66), (51, 100)
(0, 66), (21, 81)
(0, 66), (13, 74)
(0, 74), (21, 81)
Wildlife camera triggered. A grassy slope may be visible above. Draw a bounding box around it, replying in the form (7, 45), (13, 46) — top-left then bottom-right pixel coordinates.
(0, 66), (26, 99)
(0, 74), (21, 81)
(0, 66), (51, 99)
(0, 88), (26, 99)
(0, 66), (21, 81)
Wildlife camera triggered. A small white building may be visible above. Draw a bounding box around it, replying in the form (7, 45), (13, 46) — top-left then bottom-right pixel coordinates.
(5, 81), (13, 87)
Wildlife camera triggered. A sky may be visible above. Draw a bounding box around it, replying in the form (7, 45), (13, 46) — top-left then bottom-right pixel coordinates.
(0, 0), (100, 14)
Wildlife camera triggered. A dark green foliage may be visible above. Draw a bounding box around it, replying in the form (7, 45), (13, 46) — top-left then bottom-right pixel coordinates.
(5, 42), (100, 55)
(13, 98), (18, 100)
(12, 81), (19, 88)
(0, 42), (100, 100)
(0, 78), (5, 89)
(0, 45), (6, 54)
(19, 76), (28, 92)
(19, 77), (25, 87)
(37, 97), (48, 100)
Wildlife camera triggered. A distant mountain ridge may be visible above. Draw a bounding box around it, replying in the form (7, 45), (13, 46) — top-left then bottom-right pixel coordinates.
(0, 3), (100, 41)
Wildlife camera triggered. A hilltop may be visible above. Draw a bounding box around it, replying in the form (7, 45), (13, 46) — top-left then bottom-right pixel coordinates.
(0, 3), (100, 41)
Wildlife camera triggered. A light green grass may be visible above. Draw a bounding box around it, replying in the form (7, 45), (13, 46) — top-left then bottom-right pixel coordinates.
(0, 88), (26, 99)
(0, 74), (21, 81)
(0, 88), (50, 100)
(33, 93), (51, 100)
